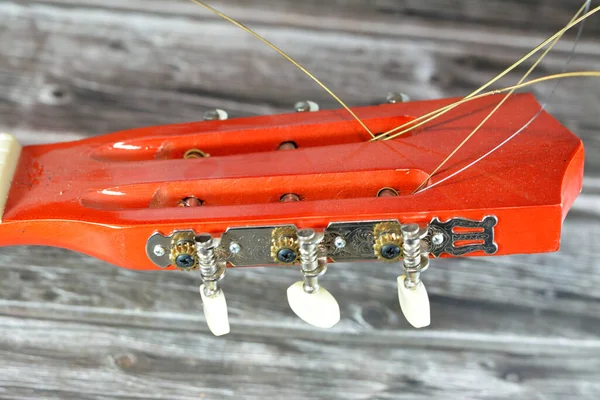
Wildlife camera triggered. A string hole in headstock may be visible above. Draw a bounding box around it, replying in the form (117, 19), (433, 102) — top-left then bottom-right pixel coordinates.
(277, 141), (298, 151)
(178, 196), (203, 207)
(280, 193), (300, 203)
(377, 187), (399, 197)
(184, 149), (209, 159)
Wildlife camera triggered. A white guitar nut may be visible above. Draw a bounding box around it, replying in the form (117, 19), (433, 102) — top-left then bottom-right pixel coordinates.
(0, 133), (22, 223)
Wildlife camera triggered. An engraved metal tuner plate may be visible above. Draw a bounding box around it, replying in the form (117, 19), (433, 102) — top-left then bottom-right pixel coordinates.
(146, 229), (196, 268)
(427, 216), (498, 257)
(146, 216), (498, 268)
(147, 225), (300, 269)
(323, 221), (379, 261)
(220, 225), (297, 266)
(322, 220), (401, 262)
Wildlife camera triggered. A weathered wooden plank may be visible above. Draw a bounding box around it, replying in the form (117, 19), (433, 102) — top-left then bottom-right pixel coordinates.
(0, 316), (599, 400)
(21, 0), (600, 35)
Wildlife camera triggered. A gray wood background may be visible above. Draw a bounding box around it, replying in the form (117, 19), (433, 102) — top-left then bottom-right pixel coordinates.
(1, 1), (599, 399)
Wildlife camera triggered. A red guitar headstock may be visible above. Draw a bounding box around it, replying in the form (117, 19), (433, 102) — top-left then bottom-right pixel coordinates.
(0, 92), (584, 335)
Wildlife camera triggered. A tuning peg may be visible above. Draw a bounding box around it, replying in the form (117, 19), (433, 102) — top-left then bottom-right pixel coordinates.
(199, 283), (230, 336)
(397, 224), (430, 328)
(294, 101), (319, 112)
(203, 108), (228, 121)
(397, 275), (430, 328)
(287, 281), (340, 328)
(195, 233), (230, 336)
(386, 92), (410, 104)
(287, 228), (340, 328)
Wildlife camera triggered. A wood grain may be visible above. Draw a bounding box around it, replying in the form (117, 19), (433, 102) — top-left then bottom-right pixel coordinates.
(0, 0), (599, 399)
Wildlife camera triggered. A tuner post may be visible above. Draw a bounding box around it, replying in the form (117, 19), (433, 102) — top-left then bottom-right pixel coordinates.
(401, 224), (429, 289)
(297, 228), (322, 293)
(195, 233), (225, 296)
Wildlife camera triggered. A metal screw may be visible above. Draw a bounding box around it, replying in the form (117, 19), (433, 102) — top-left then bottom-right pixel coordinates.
(175, 254), (196, 269)
(153, 245), (166, 257)
(432, 233), (444, 246)
(381, 243), (401, 260)
(277, 248), (297, 263)
(229, 241), (241, 254)
(334, 236), (346, 249)
(386, 92), (410, 104)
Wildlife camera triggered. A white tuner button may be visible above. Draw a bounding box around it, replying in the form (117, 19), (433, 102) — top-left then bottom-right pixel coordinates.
(397, 275), (430, 328)
(287, 281), (340, 329)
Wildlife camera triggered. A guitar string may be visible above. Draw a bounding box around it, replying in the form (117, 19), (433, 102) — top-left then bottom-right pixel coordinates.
(412, 0), (593, 193)
(184, 0), (600, 190)
(372, 4), (600, 142)
(355, 72), (598, 129)
(373, 3), (599, 141)
(186, 0), (375, 138)
(412, 72), (600, 99)
(186, 0), (598, 147)
(416, 0), (592, 194)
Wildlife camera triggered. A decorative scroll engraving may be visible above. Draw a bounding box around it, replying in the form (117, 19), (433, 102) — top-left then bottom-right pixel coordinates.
(219, 225), (295, 266)
(147, 226), (296, 268)
(323, 221), (398, 261)
(428, 216), (498, 257)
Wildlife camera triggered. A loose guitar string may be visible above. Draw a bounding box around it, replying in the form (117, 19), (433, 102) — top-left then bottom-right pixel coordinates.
(412, 0), (592, 193)
(186, 0), (600, 181)
(187, 0), (375, 138)
(360, 72), (600, 128)
(445, 72), (600, 96)
(188, 0), (599, 146)
(372, 4), (600, 142)
(417, 0), (592, 194)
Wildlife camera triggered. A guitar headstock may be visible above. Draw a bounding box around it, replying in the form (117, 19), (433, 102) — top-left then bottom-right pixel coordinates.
(0, 92), (584, 335)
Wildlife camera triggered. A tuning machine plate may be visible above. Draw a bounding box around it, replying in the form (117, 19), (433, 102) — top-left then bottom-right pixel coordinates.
(147, 225), (301, 268)
(322, 220), (400, 262)
(146, 229), (196, 268)
(146, 216), (498, 268)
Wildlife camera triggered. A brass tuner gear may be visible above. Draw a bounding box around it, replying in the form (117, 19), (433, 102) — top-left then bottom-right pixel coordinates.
(170, 232), (198, 270)
(270, 226), (299, 264)
(373, 222), (403, 262)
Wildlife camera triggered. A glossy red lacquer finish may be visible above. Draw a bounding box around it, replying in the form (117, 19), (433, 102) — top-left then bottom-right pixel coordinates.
(0, 93), (584, 270)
